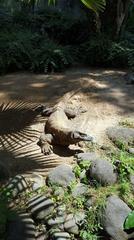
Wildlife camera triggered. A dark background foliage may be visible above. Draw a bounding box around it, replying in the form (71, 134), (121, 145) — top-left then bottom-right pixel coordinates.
(0, 0), (134, 73)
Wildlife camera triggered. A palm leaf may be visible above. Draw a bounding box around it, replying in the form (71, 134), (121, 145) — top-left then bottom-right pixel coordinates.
(48, 0), (106, 14)
(0, 101), (44, 150)
(0, 101), (42, 135)
(0, 101), (64, 177)
(80, 0), (106, 14)
(48, 0), (56, 5)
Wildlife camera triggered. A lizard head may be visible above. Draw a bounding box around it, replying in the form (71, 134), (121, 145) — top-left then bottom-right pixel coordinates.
(71, 131), (94, 142)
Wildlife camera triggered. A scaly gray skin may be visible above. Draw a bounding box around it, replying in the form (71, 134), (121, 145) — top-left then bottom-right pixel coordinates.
(37, 105), (94, 155)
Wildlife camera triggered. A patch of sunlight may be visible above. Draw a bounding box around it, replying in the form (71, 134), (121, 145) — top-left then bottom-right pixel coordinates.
(30, 83), (47, 88)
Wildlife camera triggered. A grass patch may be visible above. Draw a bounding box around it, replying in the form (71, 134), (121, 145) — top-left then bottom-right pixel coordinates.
(119, 119), (134, 128)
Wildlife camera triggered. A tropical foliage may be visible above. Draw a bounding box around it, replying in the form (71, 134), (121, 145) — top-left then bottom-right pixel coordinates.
(124, 211), (134, 232)
(0, 0), (134, 73)
(0, 29), (75, 73)
(48, 0), (106, 14)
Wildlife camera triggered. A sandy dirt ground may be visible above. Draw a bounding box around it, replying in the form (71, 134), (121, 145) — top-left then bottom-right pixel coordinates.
(0, 68), (134, 177)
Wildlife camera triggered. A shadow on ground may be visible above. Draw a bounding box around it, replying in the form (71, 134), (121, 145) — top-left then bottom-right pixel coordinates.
(0, 68), (133, 177)
(0, 68), (133, 114)
(0, 101), (78, 177)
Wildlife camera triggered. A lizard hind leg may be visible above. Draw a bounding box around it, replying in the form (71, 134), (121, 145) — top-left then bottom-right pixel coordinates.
(64, 106), (87, 119)
(37, 133), (53, 155)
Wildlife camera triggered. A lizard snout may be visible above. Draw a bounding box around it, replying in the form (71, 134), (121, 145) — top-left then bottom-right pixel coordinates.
(72, 131), (94, 142)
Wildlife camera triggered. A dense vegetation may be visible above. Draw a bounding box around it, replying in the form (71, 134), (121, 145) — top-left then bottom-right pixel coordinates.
(0, 0), (134, 73)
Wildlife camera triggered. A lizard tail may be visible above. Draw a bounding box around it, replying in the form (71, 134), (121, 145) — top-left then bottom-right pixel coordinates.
(56, 88), (82, 109)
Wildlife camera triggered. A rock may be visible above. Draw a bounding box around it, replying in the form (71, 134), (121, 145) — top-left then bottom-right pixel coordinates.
(47, 164), (75, 187)
(6, 175), (28, 198)
(130, 175), (134, 191)
(76, 152), (98, 163)
(36, 232), (48, 240)
(64, 214), (79, 235)
(85, 198), (94, 208)
(53, 187), (64, 197)
(107, 127), (134, 146)
(47, 217), (65, 226)
(31, 173), (45, 191)
(27, 195), (54, 219)
(89, 159), (117, 186)
(51, 231), (70, 239)
(7, 213), (35, 240)
(55, 239), (69, 240)
(36, 225), (48, 240)
(72, 183), (88, 197)
(128, 148), (134, 154)
(57, 205), (66, 216)
(74, 211), (86, 226)
(102, 195), (132, 240)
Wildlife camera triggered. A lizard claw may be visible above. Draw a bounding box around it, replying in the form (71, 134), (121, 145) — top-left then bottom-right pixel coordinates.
(41, 143), (53, 155)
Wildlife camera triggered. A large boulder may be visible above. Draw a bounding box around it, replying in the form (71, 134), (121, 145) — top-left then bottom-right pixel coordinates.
(47, 164), (75, 187)
(72, 183), (88, 197)
(76, 152), (117, 186)
(64, 214), (79, 235)
(88, 159), (117, 186)
(51, 231), (71, 240)
(27, 195), (54, 220)
(76, 152), (99, 164)
(107, 127), (134, 146)
(130, 175), (134, 192)
(102, 195), (132, 240)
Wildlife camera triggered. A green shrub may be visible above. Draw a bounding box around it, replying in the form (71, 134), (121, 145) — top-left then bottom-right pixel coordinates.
(0, 10), (13, 30)
(80, 35), (134, 69)
(128, 49), (134, 71)
(80, 35), (111, 66)
(31, 41), (75, 73)
(108, 42), (128, 67)
(0, 30), (37, 73)
(1, 9), (134, 73)
(0, 30), (75, 73)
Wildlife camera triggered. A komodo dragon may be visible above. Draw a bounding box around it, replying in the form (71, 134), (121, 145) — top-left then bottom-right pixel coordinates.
(37, 105), (94, 155)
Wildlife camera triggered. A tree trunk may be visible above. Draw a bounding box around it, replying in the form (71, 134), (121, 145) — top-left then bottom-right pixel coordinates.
(100, 0), (130, 39)
(116, 0), (130, 36)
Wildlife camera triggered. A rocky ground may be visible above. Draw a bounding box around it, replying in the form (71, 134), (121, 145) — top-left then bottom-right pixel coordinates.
(1, 142), (134, 240)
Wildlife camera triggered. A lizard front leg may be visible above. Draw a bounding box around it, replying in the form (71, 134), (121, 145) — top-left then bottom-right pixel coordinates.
(37, 133), (54, 155)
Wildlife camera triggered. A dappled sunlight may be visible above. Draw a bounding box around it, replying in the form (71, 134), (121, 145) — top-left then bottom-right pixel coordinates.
(30, 82), (47, 88)
(0, 68), (133, 113)
(0, 68), (133, 176)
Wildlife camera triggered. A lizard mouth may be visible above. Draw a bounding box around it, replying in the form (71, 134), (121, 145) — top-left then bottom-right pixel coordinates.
(80, 134), (93, 142)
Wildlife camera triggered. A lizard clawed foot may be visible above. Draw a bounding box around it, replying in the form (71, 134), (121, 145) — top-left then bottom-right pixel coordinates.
(41, 142), (53, 155)
(34, 105), (53, 116)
